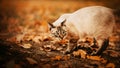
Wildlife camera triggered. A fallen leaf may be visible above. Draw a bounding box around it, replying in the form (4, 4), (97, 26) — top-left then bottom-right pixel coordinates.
(44, 45), (51, 48)
(23, 34), (33, 41)
(56, 47), (63, 51)
(44, 48), (51, 52)
(21, 43), (32, 49)
(73, 51), (80, 57)
(26, 57), (37, 65)
(24, 35), (34, 41)
(73, 49), (87, 59)
(51, 45), (57, 50)
(51, 55), (62, 61)
(37, 33), (52, 41)
(106, 63), (115, 68)
(59, 39), (69, 44)
(87, 56), (102, 61)
(62, 55), (70, 61)
(42, 34), (52, 41)
(32, 36), (42, 43)
(7, 37), (17, 43)
(109, 35), (119, 42)
(39, 47), (44, 50)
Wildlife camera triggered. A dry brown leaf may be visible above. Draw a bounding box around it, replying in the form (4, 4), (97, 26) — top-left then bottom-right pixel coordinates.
(33, 33), (51, 42)
(6, 37), (17, 43)
(39, 47), (44, 50)
(62, 55), (70, 61)
(42, 34), (52, 41)
(73, 51), (80, 56)
(26, 57), (37, 65)
(59, 39), (69, 44)
(51, 45), (57, 50)
(44, 45), (52, 48)
(51, 55), (62, 61)
(22, 34), (31, 41)
(16, 34), (24, 42)
(56, 47), (63, 51)
(87, 56), (102, 61)
(106, 63), (115, 68)
(32, 36), (42, 43)
(72, 49), (87, 59)
(43, 36), (52, 41)
(21, 43), (32, 49)
(24, 35), (34, 41)
(109, 35), (119, 42)
(44, 44), (56, 50)
(44, 44), (57, 51)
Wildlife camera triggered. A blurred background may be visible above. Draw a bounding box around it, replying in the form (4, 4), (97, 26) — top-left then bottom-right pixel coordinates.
(0, 1), (120, 68)
(0, 0), (120, 38)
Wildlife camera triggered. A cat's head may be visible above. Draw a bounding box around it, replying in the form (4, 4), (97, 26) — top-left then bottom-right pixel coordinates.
(48, 20), (67, 39)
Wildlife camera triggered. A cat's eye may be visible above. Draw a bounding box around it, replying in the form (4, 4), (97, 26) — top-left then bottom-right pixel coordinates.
(62, 31), (65, 34)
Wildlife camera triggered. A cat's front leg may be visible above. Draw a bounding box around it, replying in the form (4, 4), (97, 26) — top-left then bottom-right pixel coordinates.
(63, 39), (78, 54)
(64, 42), (71, 54)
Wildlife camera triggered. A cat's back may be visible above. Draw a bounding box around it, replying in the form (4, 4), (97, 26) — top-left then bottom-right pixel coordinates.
(68, 6), (114, 22)
(66, 6), (115, 37)
(72, 6), (113, 16)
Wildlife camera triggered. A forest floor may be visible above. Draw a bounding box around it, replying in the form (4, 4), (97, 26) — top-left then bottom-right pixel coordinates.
(0, 1), (120, 68)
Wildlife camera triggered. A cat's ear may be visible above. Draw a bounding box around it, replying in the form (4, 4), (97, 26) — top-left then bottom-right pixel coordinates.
(61, 19), (66, 26)
(48, 23), (55, 30)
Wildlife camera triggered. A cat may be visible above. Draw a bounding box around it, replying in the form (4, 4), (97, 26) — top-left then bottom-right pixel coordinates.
(48, 6), (116, 55)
